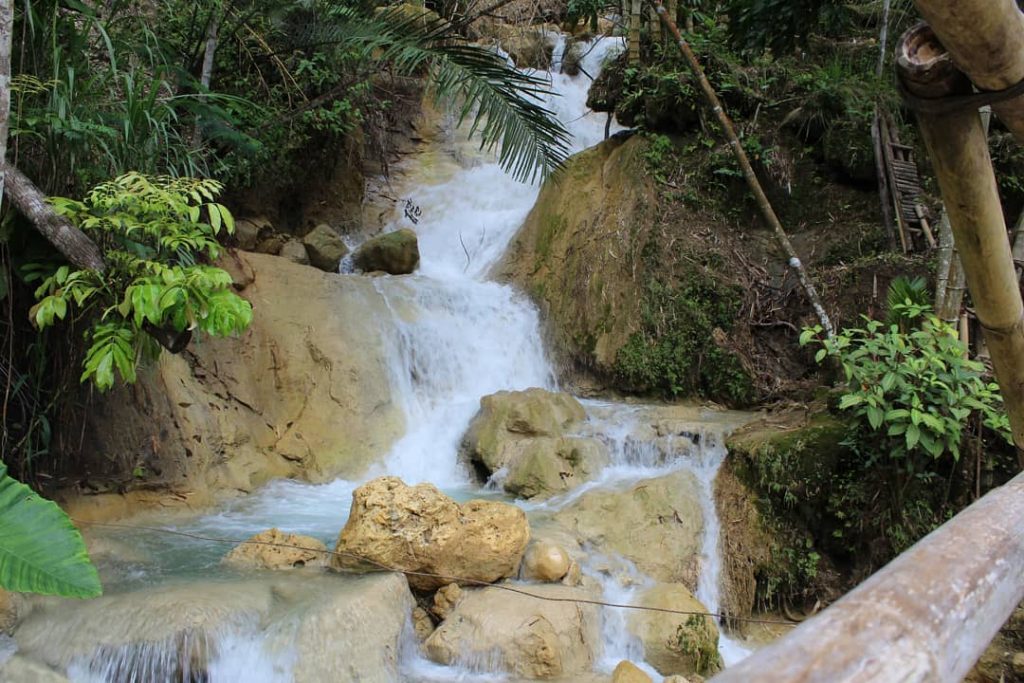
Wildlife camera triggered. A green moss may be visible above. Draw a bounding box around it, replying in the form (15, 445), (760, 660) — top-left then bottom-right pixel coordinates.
(611, 264), (753, 406)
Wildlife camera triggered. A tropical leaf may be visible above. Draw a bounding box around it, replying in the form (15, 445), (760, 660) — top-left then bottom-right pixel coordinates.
(0, 463), (102, 598)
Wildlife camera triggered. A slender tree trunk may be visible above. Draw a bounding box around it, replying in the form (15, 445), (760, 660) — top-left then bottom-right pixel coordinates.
(872, 0), (897, 250)
(3, 163), (105, 271)
(913, 0), (1024, 146)
(0, 0), (11, 212)
(192, 7), (221, 149)
(898, 24), (1024, 467)
(653, 0), (834, 337)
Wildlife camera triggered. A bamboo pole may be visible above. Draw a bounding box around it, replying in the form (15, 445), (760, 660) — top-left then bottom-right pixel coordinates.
(649, 6), (661, 44)
(912, 0), (1024, 146)
(897, 24), (1024, 465)
(628, 0), (641, 66)
(709, 471), (1024, 682)
(652, 0), (834, 337)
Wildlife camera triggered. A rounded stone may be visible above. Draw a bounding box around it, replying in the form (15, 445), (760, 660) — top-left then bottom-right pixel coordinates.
(522, 541), (571, 582)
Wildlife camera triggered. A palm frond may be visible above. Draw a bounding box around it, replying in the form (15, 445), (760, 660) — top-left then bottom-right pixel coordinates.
(327, 7), (572, 182)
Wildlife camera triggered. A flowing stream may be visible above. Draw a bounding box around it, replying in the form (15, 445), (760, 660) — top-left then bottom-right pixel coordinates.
(17, 33), (755, 681)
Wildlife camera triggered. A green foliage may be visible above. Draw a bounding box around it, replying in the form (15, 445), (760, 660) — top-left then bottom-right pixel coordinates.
(801, 308), (1010, 465)
(0, 463), (101, 598)
(614, 267), (753, 405)
(28, 174), (252, 391)
(726, 0), (848, 53)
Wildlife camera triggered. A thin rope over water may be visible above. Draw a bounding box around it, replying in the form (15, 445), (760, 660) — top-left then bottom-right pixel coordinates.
(76, 520), (798, 627)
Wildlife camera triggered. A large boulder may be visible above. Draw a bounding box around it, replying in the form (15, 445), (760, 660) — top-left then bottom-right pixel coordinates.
(69, 252), (405, 518)
(292, 573), (414, 682)
(554, 471), (704, 588)
(498, 136), (657, 379)
(302, 223), (349, 273)
(462, 389), (608, 499)
(222, 528), (328, 571)
(627, 583), (722, 677)
(423, 583), (601, 678)
(353, 228), (420, 275)
(332, 477), (530, 591)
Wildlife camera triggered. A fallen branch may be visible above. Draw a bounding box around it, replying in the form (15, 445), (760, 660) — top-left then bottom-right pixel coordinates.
(2, 163), (105, 271)
(651, 0), (834, 337)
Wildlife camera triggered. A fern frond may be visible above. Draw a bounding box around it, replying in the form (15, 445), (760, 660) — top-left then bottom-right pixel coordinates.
(325, 7), (572, 182)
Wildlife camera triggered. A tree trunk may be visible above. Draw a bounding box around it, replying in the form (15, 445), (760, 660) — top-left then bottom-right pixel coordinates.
(913, 0), (1024, 145)
(653, 0), (834, 337)
(0, 0), (11, 211)
(3, 163), (105, 271)
(192, 7), (221, 149)
(898, 23), (1024, 466)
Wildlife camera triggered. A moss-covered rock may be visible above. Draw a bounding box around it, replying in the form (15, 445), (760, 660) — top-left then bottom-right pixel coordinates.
(302, 223), (349, 272)
(627, 583), (722, 677)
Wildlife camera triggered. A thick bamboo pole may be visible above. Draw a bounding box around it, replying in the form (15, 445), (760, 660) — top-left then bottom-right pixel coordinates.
(913, 0), (1024, 145)
(651, 0), (834, 337)
(628, 0), (641, 66)
(897, 24), (1024, 465)
(709, 471), (1024, 682)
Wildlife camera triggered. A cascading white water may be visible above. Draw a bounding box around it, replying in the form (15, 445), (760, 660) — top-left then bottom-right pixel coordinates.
(25, 32), (759, 682)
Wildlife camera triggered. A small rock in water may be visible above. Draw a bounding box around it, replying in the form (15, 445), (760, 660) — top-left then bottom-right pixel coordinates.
(280, 239), (310, 265)
(332, 476), (529, 591)
(562, 561), (583, 587)
(613, 660), (653, 683)
(353, 228), (419, 275)
(663, 676), (704, 683)
(302, 223), (349, 272)
(521, 541), (571, 582)
(431, 583), (464, 619)
(412, 607), (434, 641)
(222, 528), (327, 571)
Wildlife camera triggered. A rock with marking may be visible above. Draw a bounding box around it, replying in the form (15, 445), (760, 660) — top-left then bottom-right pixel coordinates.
(331, 477), (529, 591)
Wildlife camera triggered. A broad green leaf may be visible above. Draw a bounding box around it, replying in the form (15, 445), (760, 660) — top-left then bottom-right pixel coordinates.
(0, 464), (101, 598)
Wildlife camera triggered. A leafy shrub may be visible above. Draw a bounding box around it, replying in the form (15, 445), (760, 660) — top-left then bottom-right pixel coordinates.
(26, 174), (253, 391)
(801, 304), (1011, 465)
(614, 272), (753, 405)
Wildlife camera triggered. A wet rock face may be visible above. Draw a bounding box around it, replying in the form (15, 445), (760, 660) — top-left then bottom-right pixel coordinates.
(461, 389), (609, 499)
(332, 476), (529, 591)
(292, 573), (414, 683)
(221, 528), (327, 571)
(353, 228), (420, 275)
(554, 471), (705, 589)
(627, 583), (722, 677)
(423, 583), (601, 679)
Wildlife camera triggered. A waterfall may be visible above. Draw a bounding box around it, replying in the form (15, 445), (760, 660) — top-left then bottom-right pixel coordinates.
(24, 31), (757, 682)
